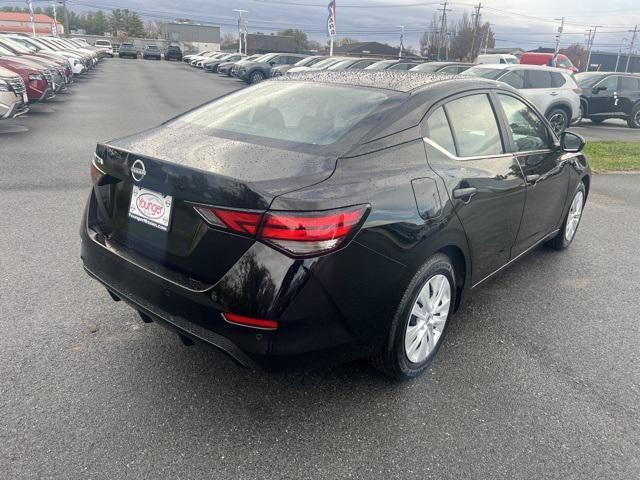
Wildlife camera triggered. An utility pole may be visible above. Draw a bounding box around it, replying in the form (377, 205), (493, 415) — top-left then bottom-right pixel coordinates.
(436, 1), (451, 61)
(585, 26), (600, 72)
(233, 9), (248, 54)
(615, 38), (628, 72)
(552, 17), (565, 66)
(625, 25), (638, 72)
(398, 25), (405, 58)
(469, 2), (482, 61)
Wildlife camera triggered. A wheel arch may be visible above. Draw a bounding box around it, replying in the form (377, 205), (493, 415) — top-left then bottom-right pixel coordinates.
(545, 101), (572, 119)
(436, 244), (467, 311)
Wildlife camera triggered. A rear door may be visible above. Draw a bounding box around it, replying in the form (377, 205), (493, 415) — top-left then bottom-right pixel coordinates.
(618, 76), (640, 116)
(494, 92), (570, 255)
(521, 69), (555, 114)
(423, 92), (526, 285)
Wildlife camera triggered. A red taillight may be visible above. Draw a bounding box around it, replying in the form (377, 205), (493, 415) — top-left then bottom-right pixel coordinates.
(260, 206), (368, 256)
(194, 207), (263, 235)
(194, 205), (369, 257)
(223, 312), (278, 330)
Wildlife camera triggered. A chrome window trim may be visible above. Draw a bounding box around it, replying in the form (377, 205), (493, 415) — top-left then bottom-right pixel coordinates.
(423, 138), (513, 161)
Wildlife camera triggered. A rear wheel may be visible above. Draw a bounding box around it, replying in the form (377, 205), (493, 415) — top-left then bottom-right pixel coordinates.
(627, 104), (640, 128)
(249, 71), (264, 84)
(548, 182), (586, 250)
(547, 108), (569, 134)
(370, 253), (456, 380)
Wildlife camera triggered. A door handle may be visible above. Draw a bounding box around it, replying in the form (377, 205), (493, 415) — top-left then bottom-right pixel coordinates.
(526, 174), (541, 184)
(452, 187), (477, 199)
(550, 91), (559, 96)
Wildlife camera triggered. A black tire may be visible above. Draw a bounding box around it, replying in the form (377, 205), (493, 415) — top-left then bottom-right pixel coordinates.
(548, 182), (586, 251)
(249, 70), (264, 84)
(547, 107), (569, 134)
(370, 253), (456, 380)
(627, 104), (640, 128)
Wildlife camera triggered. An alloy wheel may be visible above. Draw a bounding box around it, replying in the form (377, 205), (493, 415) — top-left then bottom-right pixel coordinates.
(404, 274), (451, 364)
(549, 111), (567, 134)
(565, 190), (584, 242)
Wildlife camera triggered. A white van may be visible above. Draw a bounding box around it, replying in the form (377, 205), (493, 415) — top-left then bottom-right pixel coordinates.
(94, 39), (113, 57)
(476, 54), (519, 65)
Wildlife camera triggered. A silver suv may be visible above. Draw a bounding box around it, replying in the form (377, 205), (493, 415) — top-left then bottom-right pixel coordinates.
(463, 64), (581, 133)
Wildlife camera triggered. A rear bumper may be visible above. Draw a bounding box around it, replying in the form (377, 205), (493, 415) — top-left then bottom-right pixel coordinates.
(79, 190), (407, 370)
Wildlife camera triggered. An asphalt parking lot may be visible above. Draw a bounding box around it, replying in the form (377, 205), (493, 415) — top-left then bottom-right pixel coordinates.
(1, 59), (639, 479)
(573, 119), (640, 141)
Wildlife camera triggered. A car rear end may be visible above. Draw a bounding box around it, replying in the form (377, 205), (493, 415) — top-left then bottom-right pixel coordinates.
(80, 79), (403, 368)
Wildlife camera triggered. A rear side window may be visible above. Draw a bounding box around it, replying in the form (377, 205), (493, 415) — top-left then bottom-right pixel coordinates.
(501, 70), (525, 89)
(525, 70), (552, 89)
(620, 76), (640, 91)
(551, 72), (566, 87)
(426, 107), (456, 155)
(444, 94), (504, 157)
(498, 94), (550, 152)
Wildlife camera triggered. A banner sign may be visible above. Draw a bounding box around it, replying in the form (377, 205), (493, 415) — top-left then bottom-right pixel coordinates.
(327, 1), (336, 37)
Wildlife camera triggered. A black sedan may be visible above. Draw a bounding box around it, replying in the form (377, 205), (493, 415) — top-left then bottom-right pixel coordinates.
(575, 72), (640, 128)
(81, 72), (590, 379)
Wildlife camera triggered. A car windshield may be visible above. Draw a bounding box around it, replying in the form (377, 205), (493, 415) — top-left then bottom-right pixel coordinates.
(294, 56), (317, 67)
(7, 37), (37, 51)
(328, 60), (357, 70)
(309, 57), (346, 69)
(575, 73), (607, 88)
(147, 46), (159, 50)
(177, 82), (396, 146)
(365, 60), (395, 71)
(505, 57), (519, 64)
(461, 67), (505, 79)
(256, 53), (278, 63)
(0, 44), (15, 56)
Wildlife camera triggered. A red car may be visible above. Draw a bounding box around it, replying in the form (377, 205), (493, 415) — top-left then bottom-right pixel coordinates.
(520, 52), (578, 73)
(0, 44), (51, 101)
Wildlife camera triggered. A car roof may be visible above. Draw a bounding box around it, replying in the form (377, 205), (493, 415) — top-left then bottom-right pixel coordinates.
(472, 63), (569, 73)
(272, 70), (500, 93)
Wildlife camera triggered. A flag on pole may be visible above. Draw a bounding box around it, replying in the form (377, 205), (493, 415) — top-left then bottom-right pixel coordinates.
(327, 1), (336, 37)
(25, 0), (36, 36)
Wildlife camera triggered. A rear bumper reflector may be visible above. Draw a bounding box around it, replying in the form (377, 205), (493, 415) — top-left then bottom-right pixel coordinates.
(223, 313), (278, 330)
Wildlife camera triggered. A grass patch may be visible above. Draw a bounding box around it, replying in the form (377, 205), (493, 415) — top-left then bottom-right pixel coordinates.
(584, 141), (640, 172)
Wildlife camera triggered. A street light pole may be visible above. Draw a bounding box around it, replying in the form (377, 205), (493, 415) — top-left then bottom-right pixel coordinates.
(398, 25), (404, 59)
(233, 9), (248, 54)
(626, 25), (638, 73)
(585, 26), (600, 72)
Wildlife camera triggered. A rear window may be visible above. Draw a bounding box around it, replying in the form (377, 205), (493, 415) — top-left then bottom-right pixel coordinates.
(177, 82), (396, 146)
(621, 76), (640, 91)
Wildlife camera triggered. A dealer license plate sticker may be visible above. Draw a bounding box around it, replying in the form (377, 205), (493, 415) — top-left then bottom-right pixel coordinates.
(128, 186), (173, 231)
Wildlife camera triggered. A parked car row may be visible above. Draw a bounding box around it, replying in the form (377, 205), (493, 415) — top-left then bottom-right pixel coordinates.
(0, 34), (106, 121)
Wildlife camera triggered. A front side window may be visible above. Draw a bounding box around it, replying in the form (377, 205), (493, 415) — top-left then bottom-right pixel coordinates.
(595, 75), (620, 91)
(498, 94), (550, 152)
(444, 94), (504, 157)
(177, 82), (396, 146)
(426, 107), (456, 155)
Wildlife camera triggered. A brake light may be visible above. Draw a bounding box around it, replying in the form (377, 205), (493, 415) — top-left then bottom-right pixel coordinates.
(194, 205), (369, 257)
(223, 312), (278, 330)
(573, 87), (583, 94)
(260, 206), (368, 256)
(194, 207), (262, 235)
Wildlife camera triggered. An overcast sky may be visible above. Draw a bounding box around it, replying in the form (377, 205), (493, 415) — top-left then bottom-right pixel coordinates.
(58, 0), (640, 52)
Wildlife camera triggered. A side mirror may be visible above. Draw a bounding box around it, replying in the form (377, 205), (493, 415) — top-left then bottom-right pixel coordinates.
(269, 61), (276, 66)
(560, 131), (585, 153)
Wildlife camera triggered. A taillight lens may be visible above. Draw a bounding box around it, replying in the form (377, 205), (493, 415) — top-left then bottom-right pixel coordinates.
(223, 312), (278, 330)
(260, 206), (368, 256)
(194, 205), (369, 257)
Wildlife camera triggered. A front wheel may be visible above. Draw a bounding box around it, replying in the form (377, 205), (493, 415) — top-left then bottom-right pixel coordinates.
(370, 253), (456, 380)
(249, 71), (264, 84)
(548, 182), (586, 250)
